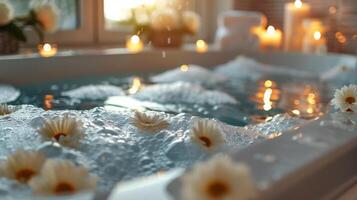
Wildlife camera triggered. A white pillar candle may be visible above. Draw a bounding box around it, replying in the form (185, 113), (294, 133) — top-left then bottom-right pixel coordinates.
(284, 0), (311, 51)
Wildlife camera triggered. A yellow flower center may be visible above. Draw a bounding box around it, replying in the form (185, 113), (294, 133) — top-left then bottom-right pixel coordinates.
(53, 132), (67, 141)
(206, 179), (230, 198)
(345, 96), (356, 104)
(54, 182), (76, 195)
(15, 168), (36, 183)
(199, 136), (212, 148)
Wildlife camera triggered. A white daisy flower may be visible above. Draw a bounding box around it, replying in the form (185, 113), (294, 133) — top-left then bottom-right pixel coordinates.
(190, 119), (225, 151)
(331, 85), (357, 112)
(29, 159), (97, 196)
(37, 114), (85, 147)
(181, 155), (257, 200)
(0, 149), (46, 183)
(131, 110), (169, 133)
(331, 112), (357, 131)
(0, 104), (16, 116)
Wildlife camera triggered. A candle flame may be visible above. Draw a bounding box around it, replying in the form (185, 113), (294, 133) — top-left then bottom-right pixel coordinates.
(313, 31), (321, 40)
(267, 26), (276, 35)
(43, 43), (52, 51)
(196, 40), (208, 53)
(131, 35), (141, 44)
(180, 64), (189, 72)
(294, 0), (303, 8)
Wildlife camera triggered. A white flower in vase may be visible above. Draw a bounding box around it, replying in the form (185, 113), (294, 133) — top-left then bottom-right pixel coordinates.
(181, 155), (257, 200)
(182, 11), (200, 34)
(150, 8), (179, 31)
(331, 85), (357, 112)
(189, 119), (225, 151)
(31, 1), (60, 33)
(37, 114), (85, 148)
(29, 159), (97, 196)
(0, 149), (46, 183)
(0, 0), (13, 26)
(131, 110), (170, 133)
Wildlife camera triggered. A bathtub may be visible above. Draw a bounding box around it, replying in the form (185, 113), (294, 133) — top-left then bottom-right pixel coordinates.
(0, 48), (356, 200)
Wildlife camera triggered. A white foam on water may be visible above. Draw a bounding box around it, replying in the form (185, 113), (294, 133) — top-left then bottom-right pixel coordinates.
(62, 85), (125, 100)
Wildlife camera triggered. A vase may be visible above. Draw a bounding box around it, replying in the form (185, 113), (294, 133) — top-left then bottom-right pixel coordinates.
(149, 30), (183, 48)
(0, 31), (19, 55)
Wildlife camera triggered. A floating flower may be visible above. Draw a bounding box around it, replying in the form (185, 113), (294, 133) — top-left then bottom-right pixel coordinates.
(0, 104), (16, 116)
(150, 8), (179, 31)
(181, 155), (257, 200)
(190, 119), (224, 151)
(31, 1), (59, 33)
(131, 110), (169, 133)
(37, 114), (85, 147)
(29, 159), (97, 196)
(0, 0), (13, 26)
(182, 11), (200, 34)
(0, 149), (46, 183)
(331, 112), (357, 131)
(332, 85), (357, 112)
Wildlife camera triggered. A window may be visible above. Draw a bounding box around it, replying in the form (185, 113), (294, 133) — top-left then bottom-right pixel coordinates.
(10, 0), (80, 30)
(8, 0), (230, 46)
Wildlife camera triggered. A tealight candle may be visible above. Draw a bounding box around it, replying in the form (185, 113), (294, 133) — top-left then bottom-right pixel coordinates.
(180, 64), (189, 72)
(38, 43), (57, 57)
(257, 26), (282, 50)
(195, 40), (208, 53)
(126, 35), (144, 53)
(284, 0), (311, 51)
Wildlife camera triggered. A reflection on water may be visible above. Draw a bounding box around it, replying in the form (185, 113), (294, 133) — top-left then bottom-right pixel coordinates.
(44, 94), (54, 110)
(251, 80), (281, 111)
(251, 80), (324, 123)
(128, 77), (144, 95)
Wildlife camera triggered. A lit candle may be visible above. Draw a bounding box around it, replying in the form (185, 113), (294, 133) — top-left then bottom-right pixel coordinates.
(284, 0), (311, 51)
(126, 35), (144, 53)
(180, 64), (189, 72)
(302, 19), (327, 53)
(256, 26), (282, 50)
(38, 43), (57, 57)
(195, 40), (208, 53)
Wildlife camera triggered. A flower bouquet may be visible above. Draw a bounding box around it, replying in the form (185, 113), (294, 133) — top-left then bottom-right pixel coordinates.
(121, 4), (201, 48)
(0, 0), (59, 54)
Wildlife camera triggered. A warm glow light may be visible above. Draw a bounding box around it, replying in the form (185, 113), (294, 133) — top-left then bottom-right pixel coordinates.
(263, 88), (273, 111)
(195, 40), (208, 53)
(267, 26), (276, 35)
(104, 0), (156, 21)
(180, 64), (189, 72)
(313, 31), (321, 40)
(264, 80), (273, 88)
(126, 35), (144, 53)
(38, 43), (57, 57)
(294, 0), (303, 8)
(128, 77), (143, 94)
(44, 94), (54, 110)
(292, 109), (301, 115)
